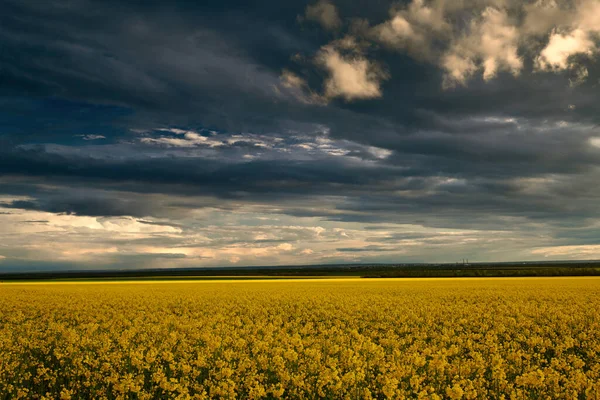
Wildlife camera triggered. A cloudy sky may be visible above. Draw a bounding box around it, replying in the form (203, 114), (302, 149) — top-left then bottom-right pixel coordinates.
(2, 0), (600, 271)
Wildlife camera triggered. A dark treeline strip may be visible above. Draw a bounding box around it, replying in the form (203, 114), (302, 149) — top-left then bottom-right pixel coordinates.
(363, 267), (600, 278)
(2, 261), (600, 281)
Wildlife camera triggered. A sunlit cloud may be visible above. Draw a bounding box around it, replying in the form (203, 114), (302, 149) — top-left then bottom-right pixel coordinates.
(531, 245), (600, 258)
(316, 42), (389, 101)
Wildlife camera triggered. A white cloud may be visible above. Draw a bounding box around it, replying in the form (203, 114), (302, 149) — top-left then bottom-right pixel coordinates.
(316, 44), (388, 101)
(372, 0), (449, 60)
(141, 137), (198, 148)
(576, 0), (600, 34)
(278, 70), (325, 105)
(334, 0), (600, 89)
(589, 137), (600, 148)
(406, 0), (447, 29)
(277, 243), (294, 251)
(477, 7), (523, 80)
(367, 2), (525, 87)
(531, 244), (600, 258)
(366, 146), (393, 160)
(536, 29), (594, 71)
(141, 129), (237, 148)
(375, 14), (424, 50)
(0, 206), (187, 266)
(280, 69), (307, 89)
(141, 129), (213, 148)
(138, 126), (394, 163)
(305, 0), (342, 30)
(441, 53), (478, 87)
(531, 0), (600, 79)
(443, 7), (522, 86)
(77, 134), (106, 140)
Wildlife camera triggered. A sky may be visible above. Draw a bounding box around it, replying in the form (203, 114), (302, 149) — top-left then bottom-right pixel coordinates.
(2, 0), (600, 271)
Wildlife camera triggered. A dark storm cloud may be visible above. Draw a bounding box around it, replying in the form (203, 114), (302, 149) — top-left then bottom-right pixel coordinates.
(0, 146), (398, 191)
(1, 132), (600, 230)
(3, 0), (585, 142)
(3, 198), (154, 218)
(1, 0), (597, 134)
(0, 0), (325, 135)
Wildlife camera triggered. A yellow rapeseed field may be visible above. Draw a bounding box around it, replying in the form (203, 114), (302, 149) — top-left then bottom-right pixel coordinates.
(1, 278), (600, 399)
